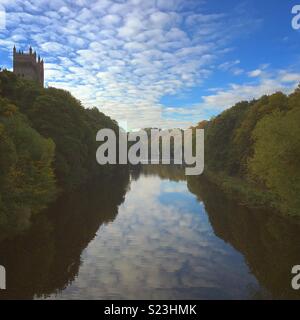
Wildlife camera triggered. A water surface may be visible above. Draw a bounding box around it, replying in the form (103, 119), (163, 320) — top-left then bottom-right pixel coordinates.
(0, 166), (300, 299)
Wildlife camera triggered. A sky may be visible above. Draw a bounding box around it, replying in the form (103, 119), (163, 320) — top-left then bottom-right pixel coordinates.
(0, 0), (300, 130)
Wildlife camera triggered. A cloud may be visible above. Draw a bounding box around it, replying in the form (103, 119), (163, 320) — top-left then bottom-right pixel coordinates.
(194, 70), (300, 118)
(101, 14), (122, 26)
(40, 41), (66, 53)
(279, 71), (300, 83)
(0, 4), (6, 31)
(149, 11), (174, 28)
(0, 0), (275, 129)
(248, 69), (262, 77)
(42, 174), (259, 299)
(218, 59), (244, 76)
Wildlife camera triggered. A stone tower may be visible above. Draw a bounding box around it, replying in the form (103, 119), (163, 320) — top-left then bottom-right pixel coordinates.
(13, 46), (44, 87)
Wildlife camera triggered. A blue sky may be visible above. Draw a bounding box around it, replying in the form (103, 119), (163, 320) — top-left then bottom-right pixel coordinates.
(0, 0), (300, 129)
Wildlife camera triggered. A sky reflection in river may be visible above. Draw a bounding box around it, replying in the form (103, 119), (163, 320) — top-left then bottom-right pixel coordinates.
(47, 172), (261, 299)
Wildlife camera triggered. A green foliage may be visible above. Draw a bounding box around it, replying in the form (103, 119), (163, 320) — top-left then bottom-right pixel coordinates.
(249, 107), (300, 215)
(0, 70), (120, 191)
(0, 97), (56, 239)
(0, 70), (124, 240)
(205, 100), (252, 175)
(200, 87), (300, 216)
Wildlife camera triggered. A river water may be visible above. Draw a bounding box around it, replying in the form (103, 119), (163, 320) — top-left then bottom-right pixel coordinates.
(0, 165), (300, 299)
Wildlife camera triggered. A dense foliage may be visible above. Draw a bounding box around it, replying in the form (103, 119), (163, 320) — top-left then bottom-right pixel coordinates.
(0, 170), (130, 299)
(0, 70), (123, 238)
(0, 97), (56, 239)
(195, 87), (300, 215)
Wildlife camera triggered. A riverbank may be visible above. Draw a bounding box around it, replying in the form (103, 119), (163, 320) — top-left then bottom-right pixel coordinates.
(201, 170), (295, 217)
(191, 89), (300, 218)
(2, 165), (300, 299)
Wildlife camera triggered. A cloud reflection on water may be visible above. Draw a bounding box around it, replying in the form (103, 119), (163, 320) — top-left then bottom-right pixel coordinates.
(48, 174), (259, 299)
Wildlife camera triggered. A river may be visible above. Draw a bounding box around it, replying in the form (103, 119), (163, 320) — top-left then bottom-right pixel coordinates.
(0, 165), (299, 299)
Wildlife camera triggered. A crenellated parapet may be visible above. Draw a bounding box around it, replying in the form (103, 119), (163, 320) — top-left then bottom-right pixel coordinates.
(13, 46), (44, 87)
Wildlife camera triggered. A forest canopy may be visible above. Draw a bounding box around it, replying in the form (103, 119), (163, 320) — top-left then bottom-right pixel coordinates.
(0, 70), (123, 239)
(1, 67), (300, 242)
(195, 87), (300, 216)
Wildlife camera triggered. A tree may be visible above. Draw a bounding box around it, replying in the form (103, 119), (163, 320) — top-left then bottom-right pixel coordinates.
(0, 97), (56, 239)
(249, 107), (300, 215)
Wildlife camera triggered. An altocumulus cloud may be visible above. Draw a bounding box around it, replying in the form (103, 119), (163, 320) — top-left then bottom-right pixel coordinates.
(1, 0), (297, 129)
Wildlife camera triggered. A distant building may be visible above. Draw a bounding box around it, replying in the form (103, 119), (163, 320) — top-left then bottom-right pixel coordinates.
(13, 46), (44, 87)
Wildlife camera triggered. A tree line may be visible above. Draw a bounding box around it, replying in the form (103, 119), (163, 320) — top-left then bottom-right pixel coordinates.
(192, 87), (300, 216)
(0, 70), (124, 239)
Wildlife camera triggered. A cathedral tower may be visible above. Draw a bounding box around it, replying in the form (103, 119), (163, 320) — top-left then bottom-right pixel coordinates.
(13, 46), (44, 87)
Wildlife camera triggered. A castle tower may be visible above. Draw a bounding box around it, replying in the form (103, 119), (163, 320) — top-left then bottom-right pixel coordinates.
(13, 46), (44, 87)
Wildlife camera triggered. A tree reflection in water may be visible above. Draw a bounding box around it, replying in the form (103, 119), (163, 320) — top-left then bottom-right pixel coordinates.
(0, 168), (130, 299)
(0, 165), (299, 299)
(187, 176), (300, 300)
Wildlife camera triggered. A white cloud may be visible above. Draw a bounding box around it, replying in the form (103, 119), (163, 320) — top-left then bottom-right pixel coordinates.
(40, 41), (66, 53)
(195, 70), (300, 118)
(101, 14), (121, 26)
(0, 0), (277, 129)
(149, 11), (173, 28)
(248, 69), (262, 77)
(43, 174), (258, 299)
(279, 71), (300, 83)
